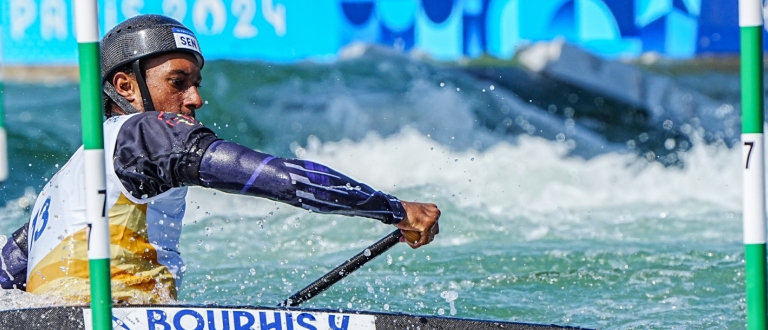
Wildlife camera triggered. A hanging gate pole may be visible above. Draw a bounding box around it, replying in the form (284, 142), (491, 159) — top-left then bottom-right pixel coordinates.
(740, 0), (767, 329)
(74, 1), (113, 328)
(0, 25), (7, 182)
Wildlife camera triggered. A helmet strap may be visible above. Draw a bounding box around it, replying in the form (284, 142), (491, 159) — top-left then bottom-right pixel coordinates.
(132, 59), (156, 112)
(103, 81), (141, 116)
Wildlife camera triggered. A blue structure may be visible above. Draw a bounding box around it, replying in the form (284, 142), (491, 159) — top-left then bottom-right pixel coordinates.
(0, 0), (744, 65)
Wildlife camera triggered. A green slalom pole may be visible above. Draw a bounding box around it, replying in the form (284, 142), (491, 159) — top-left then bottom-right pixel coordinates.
(74, 0), (112, 329)
(740, 0), (767, 329)
(0, 25), (8, 182)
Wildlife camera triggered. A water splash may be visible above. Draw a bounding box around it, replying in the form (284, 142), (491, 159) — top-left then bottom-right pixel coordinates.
(440, 290), (459, 316)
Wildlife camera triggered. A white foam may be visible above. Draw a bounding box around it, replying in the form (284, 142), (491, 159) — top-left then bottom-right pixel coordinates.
(294, 127), (740, 214)
(180, 127), (740, 249)
(0, 289), (70, 311)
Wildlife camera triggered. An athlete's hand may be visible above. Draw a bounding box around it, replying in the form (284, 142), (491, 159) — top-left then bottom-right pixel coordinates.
(395, 201), (440, 249)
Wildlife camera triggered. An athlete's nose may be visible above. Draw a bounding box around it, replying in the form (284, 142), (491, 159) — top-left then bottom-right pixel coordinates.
(186, 86), (203, 111)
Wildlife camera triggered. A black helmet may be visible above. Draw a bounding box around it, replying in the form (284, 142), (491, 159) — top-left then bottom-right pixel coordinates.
(101, 14), (204, 115)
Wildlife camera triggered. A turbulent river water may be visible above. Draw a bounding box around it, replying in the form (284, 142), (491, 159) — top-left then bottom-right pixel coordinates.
(0, 45), (749, 328)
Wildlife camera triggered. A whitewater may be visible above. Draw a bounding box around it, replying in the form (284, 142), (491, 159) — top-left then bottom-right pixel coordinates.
(0, 45), (748, 328)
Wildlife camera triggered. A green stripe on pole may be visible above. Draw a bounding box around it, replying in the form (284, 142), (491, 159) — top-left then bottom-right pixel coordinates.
(0, 24), (5, 129)
(741, 26), (763, 134)
(88, 258), (112, 327)
(741, 12), (767, 329)
(745, 244), (767, 329)
(79, 42), (104, 150)
(0, 85), (4, 129)
(76, 9), (112, 327)
(0, 24), (7, 182)
(0, 75), (5, 128)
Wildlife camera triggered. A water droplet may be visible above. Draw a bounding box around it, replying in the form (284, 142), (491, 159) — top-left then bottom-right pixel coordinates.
(364, 249), (372, 257)
(441, 291), (459, 301)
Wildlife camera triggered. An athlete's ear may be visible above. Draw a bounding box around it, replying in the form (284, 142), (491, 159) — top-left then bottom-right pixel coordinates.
(113, 71), (140, 104)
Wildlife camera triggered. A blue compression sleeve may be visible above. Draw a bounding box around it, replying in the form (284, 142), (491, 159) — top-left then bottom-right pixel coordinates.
(114, 112), (218, 199)
(199, 140), (405, 224)
(0, 224), (28, 290)
(111, 113), (404, 223)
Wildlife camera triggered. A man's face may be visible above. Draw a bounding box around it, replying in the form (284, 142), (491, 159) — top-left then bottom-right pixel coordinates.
(142, 52), (203, 117)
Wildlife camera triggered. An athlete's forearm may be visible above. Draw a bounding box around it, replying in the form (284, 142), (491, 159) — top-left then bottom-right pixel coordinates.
(198, 140), (404, 224)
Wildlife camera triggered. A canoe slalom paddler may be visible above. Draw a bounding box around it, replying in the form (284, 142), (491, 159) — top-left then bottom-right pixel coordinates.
(0, 14), (440, 303)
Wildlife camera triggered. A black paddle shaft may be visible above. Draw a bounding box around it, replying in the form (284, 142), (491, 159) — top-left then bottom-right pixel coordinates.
(280, 229), (403, 307)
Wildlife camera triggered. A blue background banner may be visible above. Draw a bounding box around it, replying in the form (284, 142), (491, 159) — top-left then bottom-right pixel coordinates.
(0, 0), (747, 65)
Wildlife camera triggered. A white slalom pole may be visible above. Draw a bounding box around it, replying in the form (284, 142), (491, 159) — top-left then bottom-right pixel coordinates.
(74, 0), (113, 328)
(739, 0), (767, 328)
